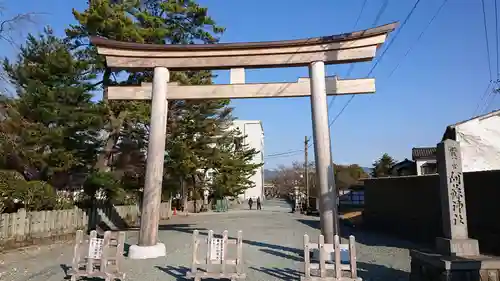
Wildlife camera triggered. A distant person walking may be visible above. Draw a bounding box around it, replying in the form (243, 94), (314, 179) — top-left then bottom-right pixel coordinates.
(248, 198), (254, 210)
(256, 197), (262, 210)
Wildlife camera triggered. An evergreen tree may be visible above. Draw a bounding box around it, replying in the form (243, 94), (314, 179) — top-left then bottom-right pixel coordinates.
(0, 28), (103, 185)
(371, 153), (396, 178)
(65, 0), (236, 202)
(209, 127), (263, 199)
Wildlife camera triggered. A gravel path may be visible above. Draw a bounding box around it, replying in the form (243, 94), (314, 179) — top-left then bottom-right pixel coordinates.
(0, 200), (412, 281)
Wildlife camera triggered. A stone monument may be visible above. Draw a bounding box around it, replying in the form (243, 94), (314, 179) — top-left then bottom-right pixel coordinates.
(410, 139), (500, 281)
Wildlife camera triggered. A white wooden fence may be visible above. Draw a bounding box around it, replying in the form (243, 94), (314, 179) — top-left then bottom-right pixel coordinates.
(0, 202), (171, 246)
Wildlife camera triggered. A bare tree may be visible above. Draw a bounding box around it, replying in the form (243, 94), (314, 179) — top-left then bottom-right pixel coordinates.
(270, 161), (316, 198)
(0, 3), (44, 96)
(0, 3), (42, 46)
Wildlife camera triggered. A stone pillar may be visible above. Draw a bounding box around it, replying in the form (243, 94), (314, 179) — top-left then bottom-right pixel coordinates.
(309, 61), (339, 243)
(129, 67), (169, 259)
(408, 140), (500, 281)
(294, 186), (300, 213)
(435, 139), (479, 256)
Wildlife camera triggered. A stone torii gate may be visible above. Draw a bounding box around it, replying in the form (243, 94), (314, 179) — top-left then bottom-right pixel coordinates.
(91, 22), (397, 259)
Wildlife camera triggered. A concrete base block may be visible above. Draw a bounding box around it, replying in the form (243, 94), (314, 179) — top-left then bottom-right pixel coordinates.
(436, 237), (480, 257)
(128, 243), (166, 260)
(410, 250), (500, 281)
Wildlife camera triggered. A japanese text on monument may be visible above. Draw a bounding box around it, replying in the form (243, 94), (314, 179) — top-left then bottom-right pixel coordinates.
(448, 146), (465, 225)
(210, 238), (225, 261)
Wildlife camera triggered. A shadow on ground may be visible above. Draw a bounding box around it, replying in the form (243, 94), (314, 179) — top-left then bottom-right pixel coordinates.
(60, 264), (71, 280)
(250, 263), (409, 281)
(296, 218), (418, 249)
(161, 223), (302, 255)
(250, 266), (301, 281)
(250, 229), (410, 281)
(60, 263), (106, 281)
(159, 221), (409, 281)
(156, 265), (225, 281)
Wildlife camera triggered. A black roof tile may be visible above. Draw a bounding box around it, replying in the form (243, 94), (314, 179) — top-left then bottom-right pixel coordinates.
(412, 147), (437, 160)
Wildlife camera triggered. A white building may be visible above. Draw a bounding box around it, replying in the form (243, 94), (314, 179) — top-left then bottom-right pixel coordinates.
(412, 147), (437, 175)
(230, 120), (265, 201)
(411, 110), (500, 174)
(441, 109), (500, 172)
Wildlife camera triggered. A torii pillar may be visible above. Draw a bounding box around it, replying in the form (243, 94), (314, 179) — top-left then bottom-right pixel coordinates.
(309, 61), (339, 238)
(127, 67), (170, 259)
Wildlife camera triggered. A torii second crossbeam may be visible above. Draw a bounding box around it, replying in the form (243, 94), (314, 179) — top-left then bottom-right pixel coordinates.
(106, 76), (375, 100)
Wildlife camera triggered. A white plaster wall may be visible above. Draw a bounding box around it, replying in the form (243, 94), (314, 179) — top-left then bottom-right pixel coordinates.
(455, 114), (500, 172)
(415, 160), (424, 176)
(415, 159), (436, 175)
(231, 120), (264, 201)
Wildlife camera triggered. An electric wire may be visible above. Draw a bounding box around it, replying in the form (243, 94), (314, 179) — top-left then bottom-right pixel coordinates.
(482, 0), (494, 81)
(265, 150), (304, 159)
(472, 0), (496, 114)
(495, 0), (499, 78)
(386, 0), (448, 79)
(477, 0), (500, 113)
(265, 149), (304, 158)
(328, 0), (423, 128)
(327, 0), (368, 111)
(473, 82), (493, 116)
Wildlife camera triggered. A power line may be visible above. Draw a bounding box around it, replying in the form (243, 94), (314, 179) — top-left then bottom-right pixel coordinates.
(473, 81), (493, 116)
(482, 0), (493, 81)
(268, 0), (372, 157)
(265, 149), (303, 158)
(328, 0), (387, 112)
(373, 0), (389, 27)
(327, 0), (368, 110)
(473, 0), (496, 116)
(328, 0), (423, 127)
(265, 150), (304, 159)
(386, 0), (448, 79)
(495, 0), (500, 78)
(353, 0), (369, 29)
(366, 0), (423, 77)
(482, 82), (499, 113)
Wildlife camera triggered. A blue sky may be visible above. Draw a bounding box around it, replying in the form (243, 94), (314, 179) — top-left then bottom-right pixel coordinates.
(2, 0), (499, 169)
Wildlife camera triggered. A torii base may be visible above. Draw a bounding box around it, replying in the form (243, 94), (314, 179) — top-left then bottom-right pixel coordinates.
(128, 243), (166, 260)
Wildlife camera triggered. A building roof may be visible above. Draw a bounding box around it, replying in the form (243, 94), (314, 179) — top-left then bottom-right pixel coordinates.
(389, 158), (415, 174)
(448, 109), (500, 129)
(442, 109), (500, 141)
(391, 158), (414, 169)
(412, 147), (437, 160)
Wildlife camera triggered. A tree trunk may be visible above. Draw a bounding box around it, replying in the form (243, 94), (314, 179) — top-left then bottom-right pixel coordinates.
(181, 177), (188, 213)
(95, 131), (119, 172)
(94, 70), (127, 173)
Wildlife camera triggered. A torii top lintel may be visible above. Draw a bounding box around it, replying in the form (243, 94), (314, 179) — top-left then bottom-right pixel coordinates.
(91, 22), (398, 71)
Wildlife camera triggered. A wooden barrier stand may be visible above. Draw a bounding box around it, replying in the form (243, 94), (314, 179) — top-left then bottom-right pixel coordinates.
(302, 234), (360, 281)
(69, 230), (126, 281)
(186, 229), (245, 281)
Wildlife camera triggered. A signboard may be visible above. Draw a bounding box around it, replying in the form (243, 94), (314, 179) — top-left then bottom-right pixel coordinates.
(210, 238), (225, 261)
(88, 237), (104, 259)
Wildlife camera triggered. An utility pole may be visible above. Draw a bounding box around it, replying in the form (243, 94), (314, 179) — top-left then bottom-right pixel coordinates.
(304, 136), (310, 209)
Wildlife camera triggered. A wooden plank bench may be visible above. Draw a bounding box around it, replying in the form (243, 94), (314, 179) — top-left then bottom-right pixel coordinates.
(186, 229), (246, 281)
(302, 234), (361, 281)
(68, 230), (126, 281)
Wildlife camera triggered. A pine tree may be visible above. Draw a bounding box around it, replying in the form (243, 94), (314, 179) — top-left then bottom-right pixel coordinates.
(0, 28), (103, 184)
(65, 0), (231, 202)
(371, 153), (396, 178)
(209, 127), (263, 199)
